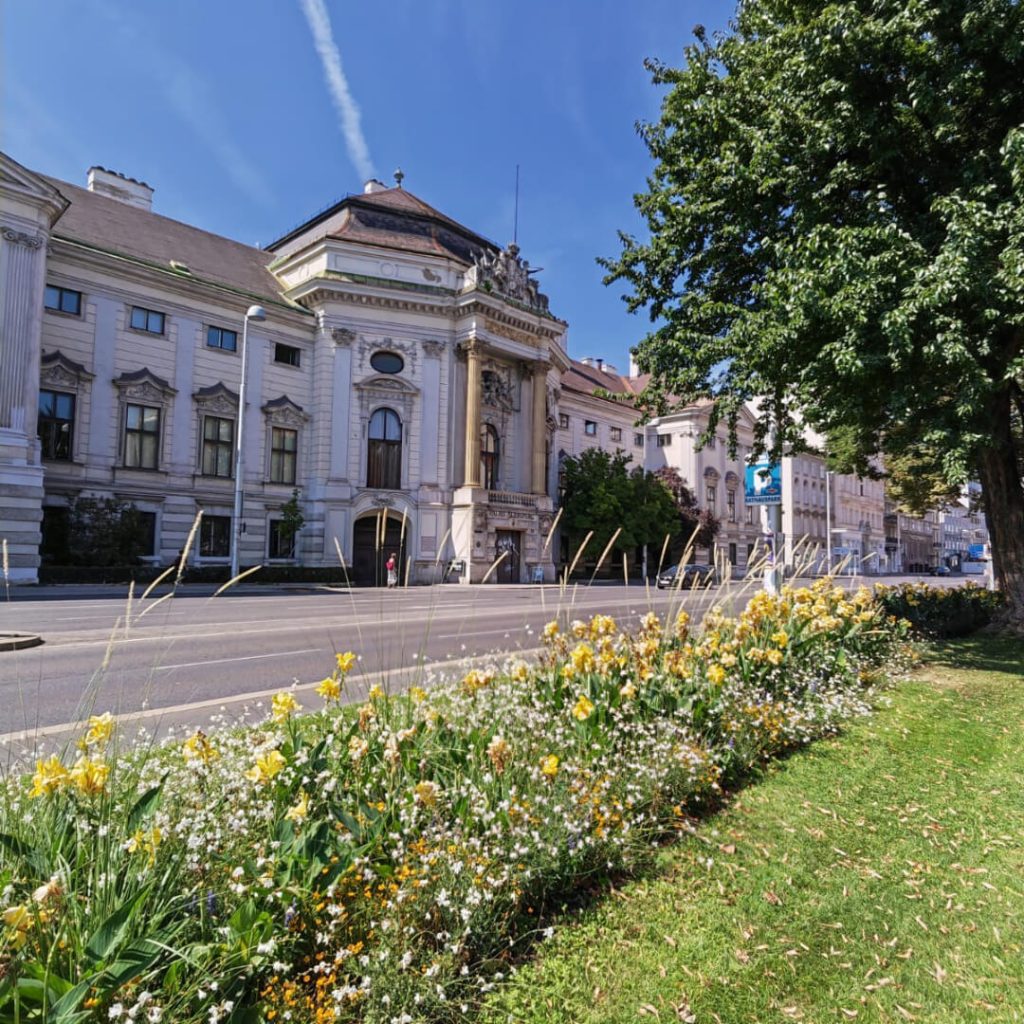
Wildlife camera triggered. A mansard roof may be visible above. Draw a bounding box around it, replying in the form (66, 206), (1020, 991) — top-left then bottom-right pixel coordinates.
(41, 175), (291, 308)
(267, 186), (499, 266)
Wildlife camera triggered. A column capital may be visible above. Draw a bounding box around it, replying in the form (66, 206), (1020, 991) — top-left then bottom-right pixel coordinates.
(1, 228), (45, 249)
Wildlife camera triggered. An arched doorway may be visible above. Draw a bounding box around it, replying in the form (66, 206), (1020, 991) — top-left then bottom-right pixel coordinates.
(352, 511), (409, 586)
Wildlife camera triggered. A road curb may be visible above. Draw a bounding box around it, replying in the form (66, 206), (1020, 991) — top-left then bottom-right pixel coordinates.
(0, 633), (43, 652)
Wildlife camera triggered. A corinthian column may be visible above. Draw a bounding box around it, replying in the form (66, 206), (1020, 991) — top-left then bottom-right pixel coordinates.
(463, 339), (482, 487)
(531, 360), (549, 494)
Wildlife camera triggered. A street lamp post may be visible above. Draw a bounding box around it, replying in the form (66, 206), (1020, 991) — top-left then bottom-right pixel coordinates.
(230, 304), (267, 579)
(825, 470), (832, 573)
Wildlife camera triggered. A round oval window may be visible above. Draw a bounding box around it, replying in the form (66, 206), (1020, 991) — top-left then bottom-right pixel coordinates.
(370, 351), (404, 374)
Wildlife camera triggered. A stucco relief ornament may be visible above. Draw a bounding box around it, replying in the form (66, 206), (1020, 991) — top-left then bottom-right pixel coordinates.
(1, 228), (45, 249)
(481, 368), (514, 412)
(472, 243), (549, 312)
(371, 494), (394, 508)
(332, 327), (356, 346)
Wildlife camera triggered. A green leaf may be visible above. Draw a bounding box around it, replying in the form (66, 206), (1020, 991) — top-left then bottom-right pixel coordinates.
(83, 886), (150, 966)
(126, 779), (165, 833)
(0, 832), (49, 877)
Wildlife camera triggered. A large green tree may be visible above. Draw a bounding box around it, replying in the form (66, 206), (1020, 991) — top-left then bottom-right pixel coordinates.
(605, 1), (1024, 623)
(559, 449), (679, 569)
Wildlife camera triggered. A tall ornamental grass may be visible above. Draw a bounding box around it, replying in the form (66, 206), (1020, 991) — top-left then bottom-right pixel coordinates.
(0, 581), (911, 1023)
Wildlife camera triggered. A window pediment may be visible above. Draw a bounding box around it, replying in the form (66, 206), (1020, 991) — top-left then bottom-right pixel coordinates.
(41, 349), (93, 390)
(262, 394), (308, 427)
(113, 368), (175, 404)
(355, 375), (419, 396)
(193, 381), (239, 414)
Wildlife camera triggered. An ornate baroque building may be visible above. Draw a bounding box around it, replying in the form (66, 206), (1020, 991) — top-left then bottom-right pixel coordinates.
(0, 153), (570, 584)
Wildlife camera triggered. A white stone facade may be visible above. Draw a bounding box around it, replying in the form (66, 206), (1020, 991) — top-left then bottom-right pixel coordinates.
(1, 155), (570, 584)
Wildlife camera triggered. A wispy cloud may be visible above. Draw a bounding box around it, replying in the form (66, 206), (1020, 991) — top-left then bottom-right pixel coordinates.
(89, 0), (274, 209)
(299, 0), (375, 182)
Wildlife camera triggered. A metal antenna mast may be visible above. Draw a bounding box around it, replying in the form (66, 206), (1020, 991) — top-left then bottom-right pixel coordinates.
(513, 164), (520, 245)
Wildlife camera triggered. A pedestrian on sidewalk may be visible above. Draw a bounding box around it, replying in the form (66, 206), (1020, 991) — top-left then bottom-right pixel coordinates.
(386, 552), (398, 589)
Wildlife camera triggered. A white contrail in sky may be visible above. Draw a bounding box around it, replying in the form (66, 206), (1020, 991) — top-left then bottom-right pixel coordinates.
(299, 0), (375, 182)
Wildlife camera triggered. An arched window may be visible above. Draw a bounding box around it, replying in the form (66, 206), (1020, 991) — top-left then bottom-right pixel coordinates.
(367, 407), (402, 489)
(481, 424), (499, 490)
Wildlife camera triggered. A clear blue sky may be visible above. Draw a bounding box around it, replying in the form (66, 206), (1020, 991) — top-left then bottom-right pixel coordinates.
(3, 0), (735, 370)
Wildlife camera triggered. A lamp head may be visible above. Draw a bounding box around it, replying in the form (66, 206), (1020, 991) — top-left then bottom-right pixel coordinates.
(245, 305), (267, 322)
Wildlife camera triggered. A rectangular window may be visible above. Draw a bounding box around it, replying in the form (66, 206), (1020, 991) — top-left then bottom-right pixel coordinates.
(728, 542), (737, 565)
(707, 435), (717, 449)
(610, 427), (622, 442)
(559, 413), (569, 429)
(270, 427), (297, 484)
(206, 326), (237, 352)
(634, 433), (644, 447)
(584, 420), (597, 436)
(657, 434), (672, 447)
(38, 390), (76, 461)
(727, 489), (736, 522)
(130, 306), (165, 334)
(202, 416), (235, 477)
(268, 520), (296, 560)
(747, 542), (755, 563)
(124, 404), (160, 469)
(199, 515), (231, 557)
(123, 403), (159, 468)
(137, 511), (157, 557)
(746, 505), (755, 525)
(274, 343), (301, 367)
(44, 285), (82, 315)
(706, 485), (716, 511)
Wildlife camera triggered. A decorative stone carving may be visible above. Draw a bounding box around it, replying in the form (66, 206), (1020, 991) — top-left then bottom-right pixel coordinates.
(422, 267), (442, 283)
(481, 317), (538, 348)
(371, 494), (395, 508)
(469, 242), (549, 311)
(193, 381), (239, 415)
(481, 366), (514, 412)
(40, 350), (93, 391)
(262, 395), (309, 428)
(332, 327), (356, 346)
(1, 228), (44, 249)
(422, 340), (445, 358)
(114, 368), (176, 404)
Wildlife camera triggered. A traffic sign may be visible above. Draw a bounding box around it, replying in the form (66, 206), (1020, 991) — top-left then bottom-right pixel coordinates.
(744, 461), (782, 505)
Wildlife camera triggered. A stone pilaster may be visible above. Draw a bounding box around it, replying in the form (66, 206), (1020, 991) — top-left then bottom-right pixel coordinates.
(531, 360), (548, 494)
(463, 339), (481, 487)
(0, 226), (49, 582)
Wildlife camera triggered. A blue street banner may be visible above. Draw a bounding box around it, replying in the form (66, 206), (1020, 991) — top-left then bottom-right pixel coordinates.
(968, 543), (986, 560)
(744, 461), (782, 505)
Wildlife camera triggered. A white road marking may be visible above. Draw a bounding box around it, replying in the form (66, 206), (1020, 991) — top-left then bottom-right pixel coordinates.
(150, 648), (321, 672)
(0, 647), (544, 746)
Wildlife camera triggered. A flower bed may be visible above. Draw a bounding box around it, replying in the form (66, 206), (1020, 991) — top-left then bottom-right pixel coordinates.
(875, 580), (1005, 637)
(0, 582), (910, 1023)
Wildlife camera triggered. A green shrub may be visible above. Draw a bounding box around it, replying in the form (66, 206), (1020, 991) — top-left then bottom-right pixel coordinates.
(875, 581), (1005, 637)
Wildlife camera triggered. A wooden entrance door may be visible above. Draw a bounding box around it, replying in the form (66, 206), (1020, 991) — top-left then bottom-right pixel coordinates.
(495, 530), (520, 584)
(352, 514), (406, 586)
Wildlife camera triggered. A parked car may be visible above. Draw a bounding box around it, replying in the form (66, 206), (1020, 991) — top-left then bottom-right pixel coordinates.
(656, 563), (719, 589)
(929, 564), (951, 576)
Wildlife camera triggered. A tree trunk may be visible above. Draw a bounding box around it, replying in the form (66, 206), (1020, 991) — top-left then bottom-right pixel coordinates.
(976, 391), (1024, 629)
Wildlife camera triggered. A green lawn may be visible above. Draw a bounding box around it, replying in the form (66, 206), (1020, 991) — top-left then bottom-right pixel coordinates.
(481, 637), (1024, 1024)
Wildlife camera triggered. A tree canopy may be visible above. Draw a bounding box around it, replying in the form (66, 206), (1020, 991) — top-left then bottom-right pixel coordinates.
(604, 0), (1024, 621)
(559, 449), (680, 569)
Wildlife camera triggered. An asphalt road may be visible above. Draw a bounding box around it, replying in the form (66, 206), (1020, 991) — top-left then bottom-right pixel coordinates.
(0, 580), (731, 749)
(0, 573), (963, 757)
